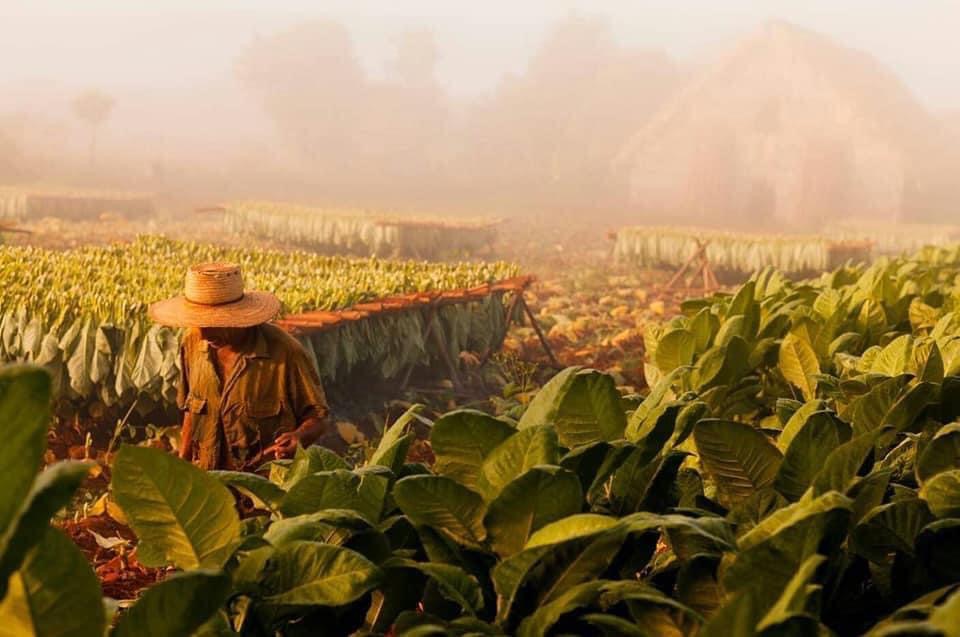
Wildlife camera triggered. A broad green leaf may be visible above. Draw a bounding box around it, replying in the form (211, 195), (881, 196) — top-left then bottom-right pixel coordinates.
(475, 425), (559, 500)
(393, 475), (487, 546)
(811, 431), (881, 495)
(920, 470), (960, 518)
(281, 445), (348, 489)
(690, 308), (720, 353)
(909, 298), (940, 331)
(492, 545), (555, 624)
(369, 405), (422, 474)
(911, 339), (944, 384)
(857, 299), (887, 342)
(727, 493), (851, 609)
(0, 527), (105, 637)
(383, 557), (484, 614)
(695, 337), (751, 391)
(581, 613), (648, 637)
(0, 366), (52, 539)
(279, 470), (361, 518)
(430, 410), (515, 490)
(756, 554), (825, 630)
(738, 491), (852, 552)
(258, 541), (381, 611)
(715, 315), (747, 348)
(626, 368), (683, 438)
(655, 329), (696, 372)
(112, 570), (231, 637)
(675, 555), (723, 619)
(776, 400), (827, 452)
(112, 445), (241, 570)
(509, 531), (631, 626)
(0, 461), (92, 598)
(778, 333), (820, 401)
(698, 590), (760, 637)
(813, 289), (841, 319)
(849, 470), (893, 526)
(844, 376), (935, 436)
(625, 400), (681, 449)
(484, 466), (582, 557)
(851, 498), (934, 563)
(355, 465), (391, 523)
(518, 367), (626, 447)
(212, 471), (286, 510)
(870, 335), (914, 376)
(525, 514), (618, 549)
(609, 450), (687, 515)
(774, 411), (843, 501)
(514, 580), (610, 637)
(264, 510), (373, 547)
(694, 419), (783, 507)
(916, 520), (960, 583)
(928, 586), (960, 634)
(916, 422), (960, 483)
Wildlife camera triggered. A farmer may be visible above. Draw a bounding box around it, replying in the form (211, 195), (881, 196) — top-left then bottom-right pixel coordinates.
(149, 262), (329, 470)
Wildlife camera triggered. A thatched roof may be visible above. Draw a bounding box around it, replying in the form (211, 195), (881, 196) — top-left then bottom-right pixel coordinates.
(617, 21), (955, 229)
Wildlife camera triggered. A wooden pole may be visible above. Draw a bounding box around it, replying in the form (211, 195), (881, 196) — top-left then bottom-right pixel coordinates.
(520, 296), (560, 368)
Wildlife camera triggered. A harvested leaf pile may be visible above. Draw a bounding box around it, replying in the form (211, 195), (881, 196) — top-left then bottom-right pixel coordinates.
(507, 268), (682, 387)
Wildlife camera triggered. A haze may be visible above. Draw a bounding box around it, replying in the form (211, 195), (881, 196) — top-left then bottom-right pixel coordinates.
(2, 0), (958, 225)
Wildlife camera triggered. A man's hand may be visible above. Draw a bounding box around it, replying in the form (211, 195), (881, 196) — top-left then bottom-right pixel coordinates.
(266, 431), (301, 459)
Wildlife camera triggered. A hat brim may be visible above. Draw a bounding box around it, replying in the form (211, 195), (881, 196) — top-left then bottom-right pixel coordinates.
(149, 291), (281, 328)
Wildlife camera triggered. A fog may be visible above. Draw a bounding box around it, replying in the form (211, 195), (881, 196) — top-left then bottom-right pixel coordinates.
(1, 1), (958, 224)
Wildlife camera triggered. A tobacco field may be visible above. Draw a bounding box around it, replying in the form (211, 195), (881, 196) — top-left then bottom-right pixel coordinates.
(3, 241), (960, 635)
(0, 235), (520, 411)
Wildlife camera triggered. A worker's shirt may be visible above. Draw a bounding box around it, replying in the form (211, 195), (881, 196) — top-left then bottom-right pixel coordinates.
(177, 323), (328, 470)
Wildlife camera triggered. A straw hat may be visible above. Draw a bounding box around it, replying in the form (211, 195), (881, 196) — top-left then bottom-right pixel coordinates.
(149, 263), (281, 328)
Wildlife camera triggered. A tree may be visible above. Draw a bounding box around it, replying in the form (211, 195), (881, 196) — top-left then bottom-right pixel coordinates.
(236, 20), (366, 168)
(72, 89), (114, 167)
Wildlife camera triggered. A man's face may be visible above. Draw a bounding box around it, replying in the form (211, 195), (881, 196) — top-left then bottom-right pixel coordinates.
(199, 327), (254, 348)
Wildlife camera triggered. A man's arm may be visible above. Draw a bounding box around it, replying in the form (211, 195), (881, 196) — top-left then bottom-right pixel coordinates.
(179, 411), (195, 460)
(268, 407), (328, 458)
(267, 341), (331, 458)
(176, 341), (193, 460)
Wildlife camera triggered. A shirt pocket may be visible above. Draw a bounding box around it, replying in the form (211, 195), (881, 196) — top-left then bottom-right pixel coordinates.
(242, 397), (285, 438)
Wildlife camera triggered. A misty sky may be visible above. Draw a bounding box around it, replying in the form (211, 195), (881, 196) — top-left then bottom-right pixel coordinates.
(1, 0), (958, 108)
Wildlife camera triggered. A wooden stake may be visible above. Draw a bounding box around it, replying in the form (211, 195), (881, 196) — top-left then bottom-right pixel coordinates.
(520, 296), (560, 368)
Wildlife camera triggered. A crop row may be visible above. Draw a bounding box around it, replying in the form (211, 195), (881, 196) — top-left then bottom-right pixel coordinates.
(4, 244), (960, 635)
(614, 226), (873, 275)
(0, 236), (520, 407)
(825, 220), (960, 256)
(223, 201), (502, 260)
(0, 186), (154, 220)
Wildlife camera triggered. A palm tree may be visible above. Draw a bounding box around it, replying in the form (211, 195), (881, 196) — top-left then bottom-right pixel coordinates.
(72, 90), (114, 167)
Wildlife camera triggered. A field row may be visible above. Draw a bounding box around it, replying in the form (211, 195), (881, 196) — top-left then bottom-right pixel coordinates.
(0, 236), (521, 408)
